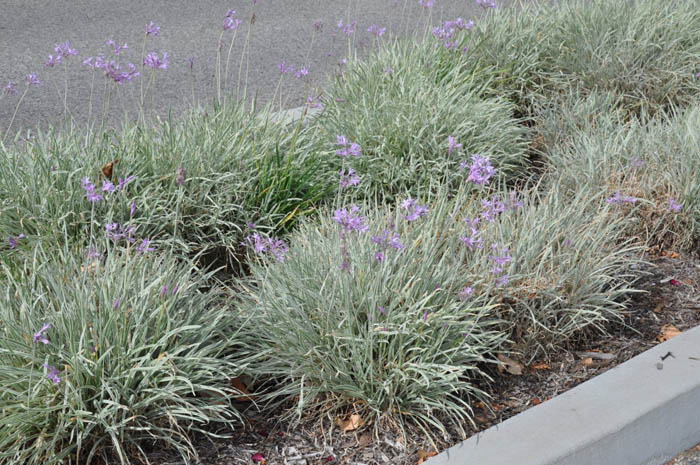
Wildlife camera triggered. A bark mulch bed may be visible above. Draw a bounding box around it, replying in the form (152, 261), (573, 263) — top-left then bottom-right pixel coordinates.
(149, 251), (700, 465)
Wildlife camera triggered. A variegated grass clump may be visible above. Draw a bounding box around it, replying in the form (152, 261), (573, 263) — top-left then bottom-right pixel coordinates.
(233, 177), (644, 441)
(0, 100), (330, 275)
(311, 37), (530, 205)
(0, 242), (251, 465)
(437, 0), (700, 120)
(535, 91), (700, 254)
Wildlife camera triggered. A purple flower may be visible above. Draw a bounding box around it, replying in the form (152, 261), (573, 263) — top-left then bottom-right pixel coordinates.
(418, 0), (434, 7)
(3, 81), (17, 94)
(42, 364), (61, 384)
(668, 198), (682, 212)
(187, 57), (194, 69)
(447, 136), (462, 155)
(313, 19), (324, 32)
(375, 251), (385, 262)
(105, 223), (136, 243)
(276, 61), (294, 74)
(371, 228), (403, 261)
(130, 201), (136, 218)
(172, 285), (178, 295)
(463, 154), (495, 186)
(145, 21), (160, 36)
(368, 24), (386, 37)
(337, 19), (356, 36)
(101, 180), (115, 193)
(144, 52), (169, 69)
(295, 67), (309, 78)
(400, 197), (428, 221)
(118, 175), (135, 190)
(696, 71), (700, 78)
(489, 243), (512, 274)
(160, 285), (167, 297)
(458, 286), (473, 301)
(333, 205), (368, 234)
(176, 166), (186, 186)
(306, 95), (322, 109)
(481, 195), (506, 222)
(45, 54), (62, 67)
(25, 74), (41, 86)
(384, 67), (393, 75)
(136, 238), (155, 253)
(86, 248), (102, 259)
(477, 0), (497, 8)
(379, 305), (386, 314)
(224, 16), (243, 30)
(33, 323), (51, 344)
(339, 167), (360, 189)
(82, 178), (103, 204)
(55, 41), (77, 57)
(336, 135), (362, 157)
(105, 39), (128, 56)
(423, 310), (429, 321)
(8, 233), (25, 250)
(495, 275), (508, 286)
(113, 298), (120, 309)
(605, 191), (637, 205)
(459, 228), (482, 251)
(243, 233), (289, 262)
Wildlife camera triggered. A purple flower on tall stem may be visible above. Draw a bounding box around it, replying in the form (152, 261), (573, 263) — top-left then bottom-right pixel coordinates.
(459, 228), (482, 250)
(118, 175), (135, 191)
(45, 55), (62, 67)
(3, 81), (17, 94)
(339, 167), (360, 189)
(105, 39), (128, 56)
(295, 67), (308, 78)
(145, 21), (160, 36)
(605, 191), (637, 205)
(313, 19), (324, 32)
(25, 74), (41, 86)
(306, 95), (322, 109)
(276, 61), (294, 74)
(333, 205), (368, 234)
(337, 19), (356, 36)
(113, 298), (120, 309)
(160, 285), (167, 297)
(101, 180), (115, 193)
(418, 0), (434, 8)
(82, 177), (103, 203)
(400, 197), (428, 221)
(8, 233), (25, 250)
(136, 238), (155, 253)
(458, 286), (473, 301)
(336, 135), (361, 157)
(33, 323), (51, 344)
(668, 198), (682, 212)
(368, 24), (386, 37)
(447, 136), (462, 155)
(144, 52), (169, 69)
(224, 11), (243, 30)
(462, 154), (495, 186)
(55, 41), (77, 57)
(42, 364), (61, 384)
(476, 0), (497, 8)
(243, 233), (289, 262)
(130, 200), (136, 218)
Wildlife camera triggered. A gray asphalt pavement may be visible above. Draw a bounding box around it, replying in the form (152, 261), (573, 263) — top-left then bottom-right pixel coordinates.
(0, 0), (519, 138)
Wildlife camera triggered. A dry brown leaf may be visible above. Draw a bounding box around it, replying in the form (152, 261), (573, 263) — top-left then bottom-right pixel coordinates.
(531, 398), (541, 406)
(497, 354), (524, 375)
(581, 357), (593, 366)
(529, 362), (550, 371)
(356, 433), (372, 449)
(337, 413), (363, 432)
(230, 376), (257, 402)
(658, 325), (681, 342)
(653, 303), (664, 313)
(417, 449), (438, 464)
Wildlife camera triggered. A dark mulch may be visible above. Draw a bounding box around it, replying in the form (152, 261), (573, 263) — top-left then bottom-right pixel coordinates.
(148, 251), (700, 465)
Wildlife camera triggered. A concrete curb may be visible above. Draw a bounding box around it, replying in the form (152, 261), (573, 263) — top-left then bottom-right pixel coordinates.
(427, 324), (700, 465)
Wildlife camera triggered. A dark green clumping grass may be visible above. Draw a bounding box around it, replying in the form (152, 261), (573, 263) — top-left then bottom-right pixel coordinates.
(0, 241), (253, 465)
(0, 98), (332, 276)
(535, 91), (700, 255)
(232, 175), (644, 443)
(310, 37), (530, 206)
(438, 0), (700, 122)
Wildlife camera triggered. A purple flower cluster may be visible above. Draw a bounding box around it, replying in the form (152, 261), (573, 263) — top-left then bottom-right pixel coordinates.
(461, 154), (495, 186)
(45, 41), (77, 67)
(459, 218), (482, 251)
(82, 177), (104, 203)
(8, 233), (25, 249)
(336, 135), (361, 157)
(306, 95), (322, 109)
(3, 81), (17, 94)
(43, 363), (61, 385)
(105, 39), (128, 56)
(33, 323), (51, 344)
(276, 60), (294, 74)
(432, 17), (474, 50)
(447, 135), (462, 155)
(370, 228), (404, 262)
(243, 233), (289, 262)
(337, 19), (356, 36)
(400, 197), (428, 221)
(668, 198), (682, 212)
(143, 52), (169, 69)
(458, 286), (473, 301)
(26, 74), (41, 86)
(489, 243), (512, 285)
(339, 167), (360, 189)
(295, 67), (309, 79)
(84, 55), (140, 84)
(224, 10), (243, 30)
(105, 223), (136, 243)
(418, 0), (434, 8)
(605, 191), (637, 205)
(136, 238), (155, 253)
(476, 0), (497, 8)
(145, 21), (160, 36)
(333, 205), (369, 234)
(368, 24), (386, 37)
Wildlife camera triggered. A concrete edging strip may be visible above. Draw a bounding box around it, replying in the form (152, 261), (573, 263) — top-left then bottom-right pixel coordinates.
(427, 324), (700, 465)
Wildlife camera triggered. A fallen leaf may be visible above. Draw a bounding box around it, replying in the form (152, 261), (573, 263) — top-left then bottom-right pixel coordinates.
(653, 303), (664, 313)
(531, 398), (541, 406)
(497, 354), (524, 375)
(337, 413), (363, 432)
(575, 351), (616, 361)
(230, 376), (257, 402)
(251, 452), (265, 464)
(417, 449), (438, 464)
(529, 362), (550, 371)
(356, 433), (372, 448)
(581, 357), (593, 366)
(658, 325), (681, 342)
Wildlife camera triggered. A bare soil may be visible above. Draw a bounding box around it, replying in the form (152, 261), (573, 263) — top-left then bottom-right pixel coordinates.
(149, 250), (700, 465)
